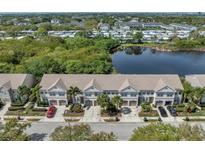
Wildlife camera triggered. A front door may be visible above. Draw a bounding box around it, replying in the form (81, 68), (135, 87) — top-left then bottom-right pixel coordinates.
(165, 101), (172, 106)
(50, 100), (58, 106)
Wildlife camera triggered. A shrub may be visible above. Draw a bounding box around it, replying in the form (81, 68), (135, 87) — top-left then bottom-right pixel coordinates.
(8, 106), (25, 111)
(158, 117), (162, 122)
(11, 101), (25, 107)
(185, 116), (190, 121)
(70, 104), (83, 113)
(177, 104), (185, 108)
(32, 108), (47, 112)
(144, 117), (148, 122)
(141, 103), (152, 112)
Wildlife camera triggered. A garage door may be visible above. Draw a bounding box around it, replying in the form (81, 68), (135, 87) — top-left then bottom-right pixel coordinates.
(155, 101), (163, 106)
(122, 101), (128, 106)
(129, 101), (137, 106)
(85, 100), (93, 106)
(59, 100), (67, 106)
(165, 101), (172, 106)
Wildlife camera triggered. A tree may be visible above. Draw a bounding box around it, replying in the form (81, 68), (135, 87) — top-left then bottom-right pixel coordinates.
(50, 124), (117, 141)
(0, 118), (31, 141)
(130, 123), (179, 141)
(89, 132), (117, 141)
(97, 94), (110, 111)
(67, 86), (81, 103)
(178, 123), (205, 141)
(16, 85), (31, 104)
(182, 79), (194, 103)
(132, 32), (143, 43)
(29, 84), (42, 106)
(129, 123), (205, 141)
(111, 96), (123, 109)
(191, 87), (205, 104)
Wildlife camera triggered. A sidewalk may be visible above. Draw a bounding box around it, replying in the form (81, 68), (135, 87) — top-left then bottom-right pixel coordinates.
(0, 102), (11, 120)
(80, 106), (102, 122)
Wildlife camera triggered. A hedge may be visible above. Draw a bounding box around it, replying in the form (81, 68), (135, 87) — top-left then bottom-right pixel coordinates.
(8, 106), (25, 111)
(32, 108), (47, 112)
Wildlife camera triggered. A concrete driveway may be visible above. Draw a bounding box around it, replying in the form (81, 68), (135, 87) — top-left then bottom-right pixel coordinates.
(121, 106), (141, 122)
(40, 106), (65, 122)
(80, 106), (101, 122)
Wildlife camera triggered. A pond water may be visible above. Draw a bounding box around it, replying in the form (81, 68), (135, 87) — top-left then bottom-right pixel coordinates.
(112, 46), (205, 76)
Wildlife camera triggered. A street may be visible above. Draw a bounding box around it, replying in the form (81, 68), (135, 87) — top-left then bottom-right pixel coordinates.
(24, 121), (205, 141)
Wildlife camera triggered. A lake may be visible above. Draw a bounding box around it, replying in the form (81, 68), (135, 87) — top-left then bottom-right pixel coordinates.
(112, 46), (205, 76)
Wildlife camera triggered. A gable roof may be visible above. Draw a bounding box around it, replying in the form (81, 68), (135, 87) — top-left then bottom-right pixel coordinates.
(47, 78), (67, 91)
(83, 79), (102, 91)
(119, 79), (137, 91)
(154, 78), (175, 91)
(0, 74), (33, 89)
(185, 74), (205, 88)
(40, 74), (183, 91)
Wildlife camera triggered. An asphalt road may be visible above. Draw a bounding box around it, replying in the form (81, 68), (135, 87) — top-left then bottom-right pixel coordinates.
(25, 121), (205, 141)
(25, 122), (148, 141)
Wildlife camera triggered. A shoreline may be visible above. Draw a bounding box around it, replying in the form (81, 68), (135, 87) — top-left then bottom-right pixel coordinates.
(120, 43), (205, 52)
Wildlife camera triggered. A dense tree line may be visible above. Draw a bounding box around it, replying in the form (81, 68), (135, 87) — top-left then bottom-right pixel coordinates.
(0, 36), (119, 80)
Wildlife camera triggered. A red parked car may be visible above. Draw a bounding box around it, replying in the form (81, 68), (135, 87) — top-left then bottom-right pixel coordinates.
(46, 106), (57, 118)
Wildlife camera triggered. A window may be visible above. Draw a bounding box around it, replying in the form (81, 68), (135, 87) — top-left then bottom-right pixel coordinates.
(85, 93), (92, 97)
(49, 92), (56, 96)
(59, 92), (65, 96)
(130, 92), (137, 97)
(167, 93), (173, 97)
(157, 93), (163, 97)
(121, 93), (127, 97)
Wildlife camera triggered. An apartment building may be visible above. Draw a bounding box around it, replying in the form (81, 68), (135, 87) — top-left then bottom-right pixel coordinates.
(0, 74), (34, 102)
(39, 74), (183, 107)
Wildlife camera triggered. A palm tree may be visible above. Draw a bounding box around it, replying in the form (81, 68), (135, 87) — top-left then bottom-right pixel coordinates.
(97, 94), (110, 111)
(16, 85), (31, 104)
(67, 86), (81, 103)
(29, 84), (41, 106)
(182, 80), (193, 103)
(111, 96), (123, 110)
(191, 87), (205, 105)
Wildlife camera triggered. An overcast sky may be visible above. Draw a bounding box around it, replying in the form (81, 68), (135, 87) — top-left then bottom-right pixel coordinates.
(0, 0), (204, 12)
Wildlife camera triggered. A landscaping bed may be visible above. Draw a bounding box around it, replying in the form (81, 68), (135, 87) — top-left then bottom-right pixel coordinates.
(139, 110), (159, 117)
(5, 104), (47, 116)
(101, 111), (121, 117)
(177, 110), (205, 117)
(63, 110), (84, 117)
(63, 104), (84, 117)
(104, 117), (120, 122)
(64, 118), (80, 122)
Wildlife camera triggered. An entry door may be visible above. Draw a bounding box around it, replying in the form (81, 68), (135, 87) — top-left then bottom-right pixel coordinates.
(50, 100), (58, 106)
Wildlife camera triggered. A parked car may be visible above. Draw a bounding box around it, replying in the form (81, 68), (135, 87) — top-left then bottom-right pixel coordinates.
(167, 106), (177, 117)
(158, 106), (168, 117)
(121, 107), (131, 114)
(47, 106), (57, 118)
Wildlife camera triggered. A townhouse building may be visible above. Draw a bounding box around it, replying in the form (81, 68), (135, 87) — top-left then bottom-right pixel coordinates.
(39, 74), (183, 107)
(0, 74), (34, 102)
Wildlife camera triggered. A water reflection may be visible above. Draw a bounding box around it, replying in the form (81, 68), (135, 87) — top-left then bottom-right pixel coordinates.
(112, 46), (205, 76)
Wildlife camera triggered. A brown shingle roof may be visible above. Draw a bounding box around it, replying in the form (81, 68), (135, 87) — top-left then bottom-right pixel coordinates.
(0, 74), (33, 89)
(185, 74), (205, 88)
(40, 74), (183, 91)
